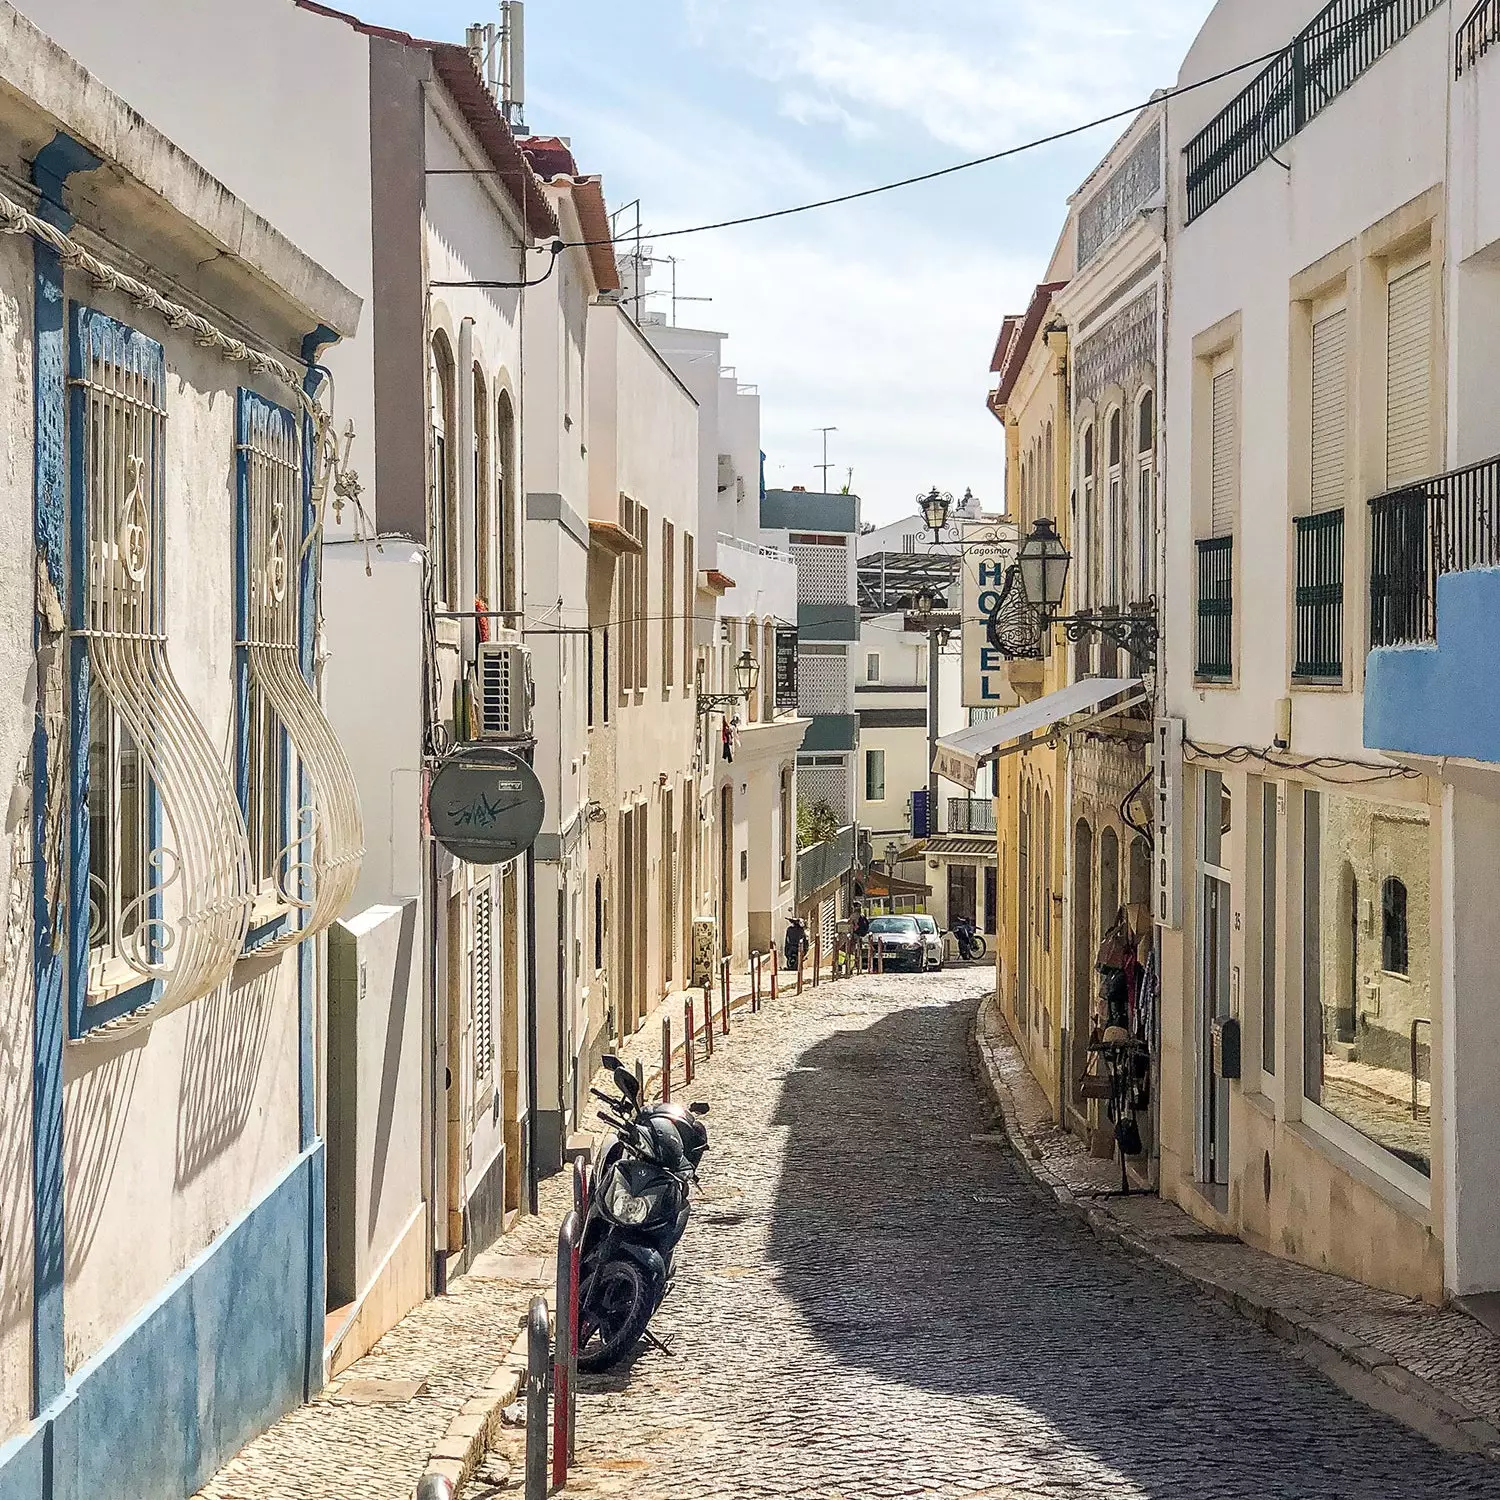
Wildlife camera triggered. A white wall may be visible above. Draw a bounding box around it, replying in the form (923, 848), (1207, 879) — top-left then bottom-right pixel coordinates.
(15, 0), (378, 531)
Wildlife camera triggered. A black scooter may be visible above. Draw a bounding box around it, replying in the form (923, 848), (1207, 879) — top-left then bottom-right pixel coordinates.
(577, 1058), (709, 1373)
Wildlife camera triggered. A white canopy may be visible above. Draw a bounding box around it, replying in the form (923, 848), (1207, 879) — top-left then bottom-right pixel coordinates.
(932, 677), (1144, 789)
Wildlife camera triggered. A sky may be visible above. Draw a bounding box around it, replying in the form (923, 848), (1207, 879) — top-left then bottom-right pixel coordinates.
(357, 0), (1215, 527)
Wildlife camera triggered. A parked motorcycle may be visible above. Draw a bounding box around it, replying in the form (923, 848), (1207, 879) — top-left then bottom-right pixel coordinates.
(577, 1057), (709, 1373)
(952, 919), (987, 961)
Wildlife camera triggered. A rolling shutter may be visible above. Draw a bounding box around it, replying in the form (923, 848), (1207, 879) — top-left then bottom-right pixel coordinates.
(1386, 262), (1432, 488)
(1310, 309), (1348, 513)
(1210, 368), (1237, 536)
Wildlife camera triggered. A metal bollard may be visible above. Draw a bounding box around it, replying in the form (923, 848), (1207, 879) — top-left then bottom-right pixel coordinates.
(552, 1212), (582, 1487)
(796, 949), (805, 994)
(812, 934), (821, 987)
(719, 957), (731, 1032)
(661, 1016), (672, 1104)
(684, 997), (696, 1083)
(703, 985), (714, 1057)
(573, 1156), (589, 1221)
(525, 1295), (550, 1500)
(415, 1476), (454, 1500)
(750, 953), (760, 1012)
(771, 953), (779, 1001)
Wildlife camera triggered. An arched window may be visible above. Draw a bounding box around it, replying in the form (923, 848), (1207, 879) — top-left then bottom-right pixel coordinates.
(1135, 389), (1156, 605)
(496, 389), (517, 614)
(1381, 877), (1409, 975)
(429, 333), (457, 605)
(473, 365), (490, 609)
(1045, 420), (1054, 513)
(1106, 407), (1123, 607)
(1080, 423), (1095, 609)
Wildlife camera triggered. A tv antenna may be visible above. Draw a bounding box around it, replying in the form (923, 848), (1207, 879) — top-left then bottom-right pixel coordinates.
(815, 427), (838, 491)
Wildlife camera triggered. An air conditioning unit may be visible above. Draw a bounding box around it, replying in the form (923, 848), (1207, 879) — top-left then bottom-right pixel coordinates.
(475, 638), (533, 740)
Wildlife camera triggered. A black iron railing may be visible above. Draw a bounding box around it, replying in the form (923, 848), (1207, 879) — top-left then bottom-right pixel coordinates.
(1185, 0), (1444, 222)
(1293, 510), (1345, 681)
(1369, 455), (1500, 646)
(948, 797), (997, 834)
(1458, 0), (1500, 74)
(1196, 537), (1234, 680)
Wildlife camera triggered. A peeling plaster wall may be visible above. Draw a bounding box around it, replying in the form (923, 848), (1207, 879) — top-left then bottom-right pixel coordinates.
(0, 223), (36, 1449)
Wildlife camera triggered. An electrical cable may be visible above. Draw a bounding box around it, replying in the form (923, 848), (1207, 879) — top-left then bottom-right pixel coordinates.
(557, 45), (1289, 248)
(1184, 738), (1420, 784)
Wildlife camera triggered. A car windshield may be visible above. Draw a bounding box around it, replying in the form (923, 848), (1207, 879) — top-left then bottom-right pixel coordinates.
(913, 916), (937, 934)
(869, 917), (918, 934)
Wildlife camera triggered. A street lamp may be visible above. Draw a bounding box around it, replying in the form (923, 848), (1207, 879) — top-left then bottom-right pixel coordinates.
(920, 487), (953, 539)
(734, 648), (760, 698)
(697, 649), (763, 715)
(935, 625), (952, 651)
(1015, 516), (1158, 669)
(1017, 517), (1072, 617)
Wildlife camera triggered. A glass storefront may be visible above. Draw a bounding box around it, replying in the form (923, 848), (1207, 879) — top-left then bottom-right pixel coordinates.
(1302, 789), (1431, 1176)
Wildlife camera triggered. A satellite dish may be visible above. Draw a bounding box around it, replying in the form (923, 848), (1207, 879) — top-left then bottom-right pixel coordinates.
(427, 745), (546, 865)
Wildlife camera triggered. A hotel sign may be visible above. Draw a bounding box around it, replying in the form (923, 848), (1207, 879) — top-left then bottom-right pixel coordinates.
(960, 520), (1020, 709)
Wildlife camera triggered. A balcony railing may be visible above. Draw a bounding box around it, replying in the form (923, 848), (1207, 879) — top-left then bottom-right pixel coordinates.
(1196, 536), (1234, 680)
(1293, 509), (1345, 681)
(947, 798), (997, 834)
(1458, 0), (1500, 74)
(1369, 455), (1500, 647)
(1185, 0), (1444, 222)
(796, 824), (855, 904)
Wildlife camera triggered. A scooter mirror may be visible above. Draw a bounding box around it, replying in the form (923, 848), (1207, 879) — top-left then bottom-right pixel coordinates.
(689, 1102), (710, 1116)
(613, 1065), (640, 1099)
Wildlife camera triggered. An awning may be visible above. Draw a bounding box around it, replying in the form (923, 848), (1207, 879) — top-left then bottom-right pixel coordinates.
(932, 677), (1144, 790)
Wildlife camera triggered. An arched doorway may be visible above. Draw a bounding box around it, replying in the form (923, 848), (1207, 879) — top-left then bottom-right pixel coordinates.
(1071, 820), (1095, 1118)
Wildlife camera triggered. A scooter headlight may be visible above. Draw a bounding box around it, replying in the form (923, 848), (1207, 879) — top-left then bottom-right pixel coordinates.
(604, 1173), (652, 1226)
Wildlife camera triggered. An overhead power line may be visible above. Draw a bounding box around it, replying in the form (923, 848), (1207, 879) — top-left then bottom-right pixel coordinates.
(562, 44), (1289, 249)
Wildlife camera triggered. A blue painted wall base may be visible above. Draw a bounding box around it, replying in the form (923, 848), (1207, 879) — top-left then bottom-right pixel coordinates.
(1365, 568), (1500, 763)
(0, 1145), (324, 1500)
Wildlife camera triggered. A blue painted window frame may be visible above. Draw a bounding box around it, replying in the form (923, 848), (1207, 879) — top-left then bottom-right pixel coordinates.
(67, 304), (166, 1035)
(236, 388), (301, 952)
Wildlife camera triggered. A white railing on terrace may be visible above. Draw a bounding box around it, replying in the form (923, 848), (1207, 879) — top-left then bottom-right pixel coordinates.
(717, 532), (793, 564)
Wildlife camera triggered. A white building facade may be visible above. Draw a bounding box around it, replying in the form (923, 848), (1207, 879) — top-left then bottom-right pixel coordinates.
(1161, 0), (1455, 1301)
(0, 8), (363, 1494)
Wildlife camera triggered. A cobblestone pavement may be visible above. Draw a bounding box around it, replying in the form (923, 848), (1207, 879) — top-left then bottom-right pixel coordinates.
(976, 996), (1500, 1441)
(543, 970), (1498, 1500)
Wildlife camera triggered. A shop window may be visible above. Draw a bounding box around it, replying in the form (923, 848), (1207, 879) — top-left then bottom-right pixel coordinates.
(1303, 790), (1430, 1178)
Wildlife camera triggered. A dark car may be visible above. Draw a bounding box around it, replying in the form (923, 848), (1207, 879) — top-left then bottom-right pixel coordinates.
(868, 915), (927, 970)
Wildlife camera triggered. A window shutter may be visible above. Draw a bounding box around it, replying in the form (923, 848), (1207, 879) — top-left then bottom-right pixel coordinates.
(1309, 309), (1348, 513)
(473, 886), (493, 1088)
(1386, 262), (1432, 488)
(1210, 368), (1237, 536)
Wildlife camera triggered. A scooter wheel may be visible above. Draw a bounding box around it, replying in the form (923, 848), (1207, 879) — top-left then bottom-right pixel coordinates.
(577, 1259), (655, 1374)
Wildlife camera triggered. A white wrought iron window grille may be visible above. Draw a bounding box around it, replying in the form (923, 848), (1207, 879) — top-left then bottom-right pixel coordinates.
(236, 389), (364, 954)
(69, 306), (254, 1036)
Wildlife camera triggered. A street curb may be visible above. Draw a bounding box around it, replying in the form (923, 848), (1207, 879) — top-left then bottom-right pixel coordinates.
(415, 1323), (530, 1498)
(969, 992), (1500, 1463)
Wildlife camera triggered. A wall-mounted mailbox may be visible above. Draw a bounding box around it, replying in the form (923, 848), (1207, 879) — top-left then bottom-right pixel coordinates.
(1211, 1017), (1242, 1080)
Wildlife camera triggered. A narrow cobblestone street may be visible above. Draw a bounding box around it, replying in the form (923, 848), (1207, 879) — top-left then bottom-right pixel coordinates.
(521, 970), (1500, 1500)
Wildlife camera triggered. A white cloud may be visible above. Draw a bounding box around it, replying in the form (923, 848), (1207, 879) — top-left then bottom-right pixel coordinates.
(690, 0), (1212, 155)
